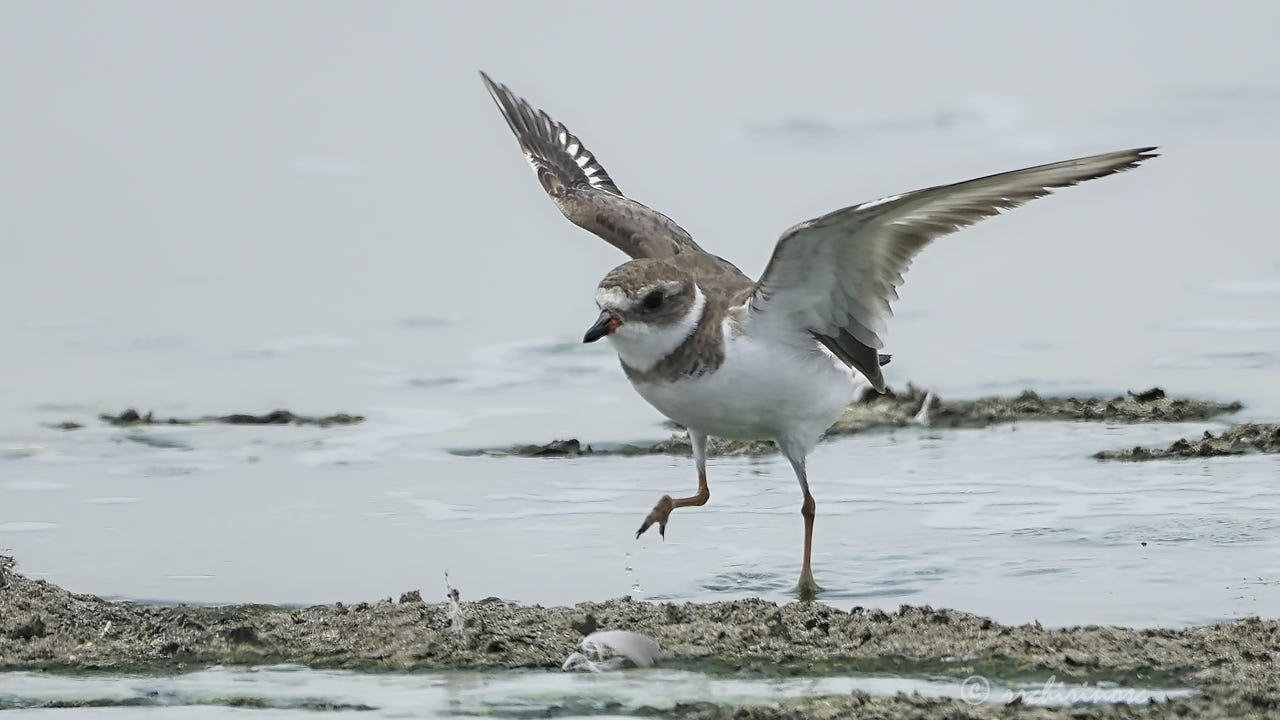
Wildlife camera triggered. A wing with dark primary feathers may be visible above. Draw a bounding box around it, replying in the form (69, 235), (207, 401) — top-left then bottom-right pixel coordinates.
(747, 147), (1158, 392)
(481, 72), (705, 260)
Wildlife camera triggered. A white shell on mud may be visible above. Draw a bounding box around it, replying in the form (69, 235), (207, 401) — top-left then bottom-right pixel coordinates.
(562, 630), (661, 672)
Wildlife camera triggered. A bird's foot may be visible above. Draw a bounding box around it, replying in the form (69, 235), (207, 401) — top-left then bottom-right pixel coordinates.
(795, 571), (822, 602)
(635, 494), (674, 539)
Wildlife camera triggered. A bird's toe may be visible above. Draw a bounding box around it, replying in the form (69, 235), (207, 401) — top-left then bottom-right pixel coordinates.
(635, 495), (674, 540)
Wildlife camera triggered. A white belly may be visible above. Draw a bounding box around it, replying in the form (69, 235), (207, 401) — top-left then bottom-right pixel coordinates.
(630, 330), (860, 453)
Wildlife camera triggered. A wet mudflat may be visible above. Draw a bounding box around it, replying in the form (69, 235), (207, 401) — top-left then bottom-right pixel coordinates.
(2, 556), (1275, 719)
(4, 384), (1277, 720)
(94, 409), (365, 428)
(11, 391), (1273, 719)
(5, 393), (1277, 625)
(1095, 423), (1280, 461)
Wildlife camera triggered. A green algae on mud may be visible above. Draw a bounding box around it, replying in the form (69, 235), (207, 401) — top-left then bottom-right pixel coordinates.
(1095, 423), (1280, 461)
(456, 387), (1244, 458)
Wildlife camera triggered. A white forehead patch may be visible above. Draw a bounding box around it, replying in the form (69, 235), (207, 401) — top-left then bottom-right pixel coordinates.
(595, 286), (630, 309)
(596, 281), (686, 310)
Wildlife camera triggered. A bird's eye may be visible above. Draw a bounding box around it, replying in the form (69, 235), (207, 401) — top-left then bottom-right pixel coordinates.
(641, 290), (664, 310)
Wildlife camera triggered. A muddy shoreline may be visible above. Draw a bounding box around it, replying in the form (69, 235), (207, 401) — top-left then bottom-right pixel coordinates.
(5, 388), (1273, 718)
(1095, 423), (1280, 461)
(1, 556), (1276, 718)
(44, 409), (365, 431)
(456, 387), (1245, 458)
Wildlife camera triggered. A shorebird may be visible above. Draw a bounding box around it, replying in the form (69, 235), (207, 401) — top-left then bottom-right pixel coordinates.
(480, 71), (1155, 596)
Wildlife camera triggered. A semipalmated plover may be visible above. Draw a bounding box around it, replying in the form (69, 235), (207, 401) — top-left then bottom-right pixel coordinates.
(480, 71), (1155, 596)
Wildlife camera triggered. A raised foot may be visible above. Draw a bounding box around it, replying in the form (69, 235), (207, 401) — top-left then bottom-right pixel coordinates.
(635, 494), (674, 539)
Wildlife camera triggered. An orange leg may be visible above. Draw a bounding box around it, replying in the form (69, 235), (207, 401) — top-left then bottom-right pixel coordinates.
(785, 449), (821, 599)
(798, 491), (819, 599)
(636, 430), (709, 539)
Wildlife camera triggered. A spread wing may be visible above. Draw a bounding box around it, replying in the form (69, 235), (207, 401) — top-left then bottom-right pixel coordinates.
(747, 147), (1159, 392)
(480, 72), (704, 259)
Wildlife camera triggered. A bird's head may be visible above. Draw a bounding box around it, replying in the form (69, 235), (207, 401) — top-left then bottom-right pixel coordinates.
(583, 260), (705, 371)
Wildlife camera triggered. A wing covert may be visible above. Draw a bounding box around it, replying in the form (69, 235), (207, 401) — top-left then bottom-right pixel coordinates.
(481, 72), (704, 259)
(748, 147), (1158, 391)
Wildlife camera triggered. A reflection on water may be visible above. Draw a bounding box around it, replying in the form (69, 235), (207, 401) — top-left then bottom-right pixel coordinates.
(0, 665), (1198, 717)
(1151, 351), (1280, 371)
(379, 339), (621, 393)
(0, 522), (60, 533)
(1156, 86), (1280, 134)
(239, 335), (357, 359)
(729, 99), (1063, 155)
(1209, 281), (1280, 297)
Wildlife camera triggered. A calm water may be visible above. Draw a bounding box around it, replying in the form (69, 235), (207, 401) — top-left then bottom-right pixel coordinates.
(2, 1), (1279, 714)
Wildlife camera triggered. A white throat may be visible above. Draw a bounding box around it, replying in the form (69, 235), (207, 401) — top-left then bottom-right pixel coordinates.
(608, 286), (706, 372)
